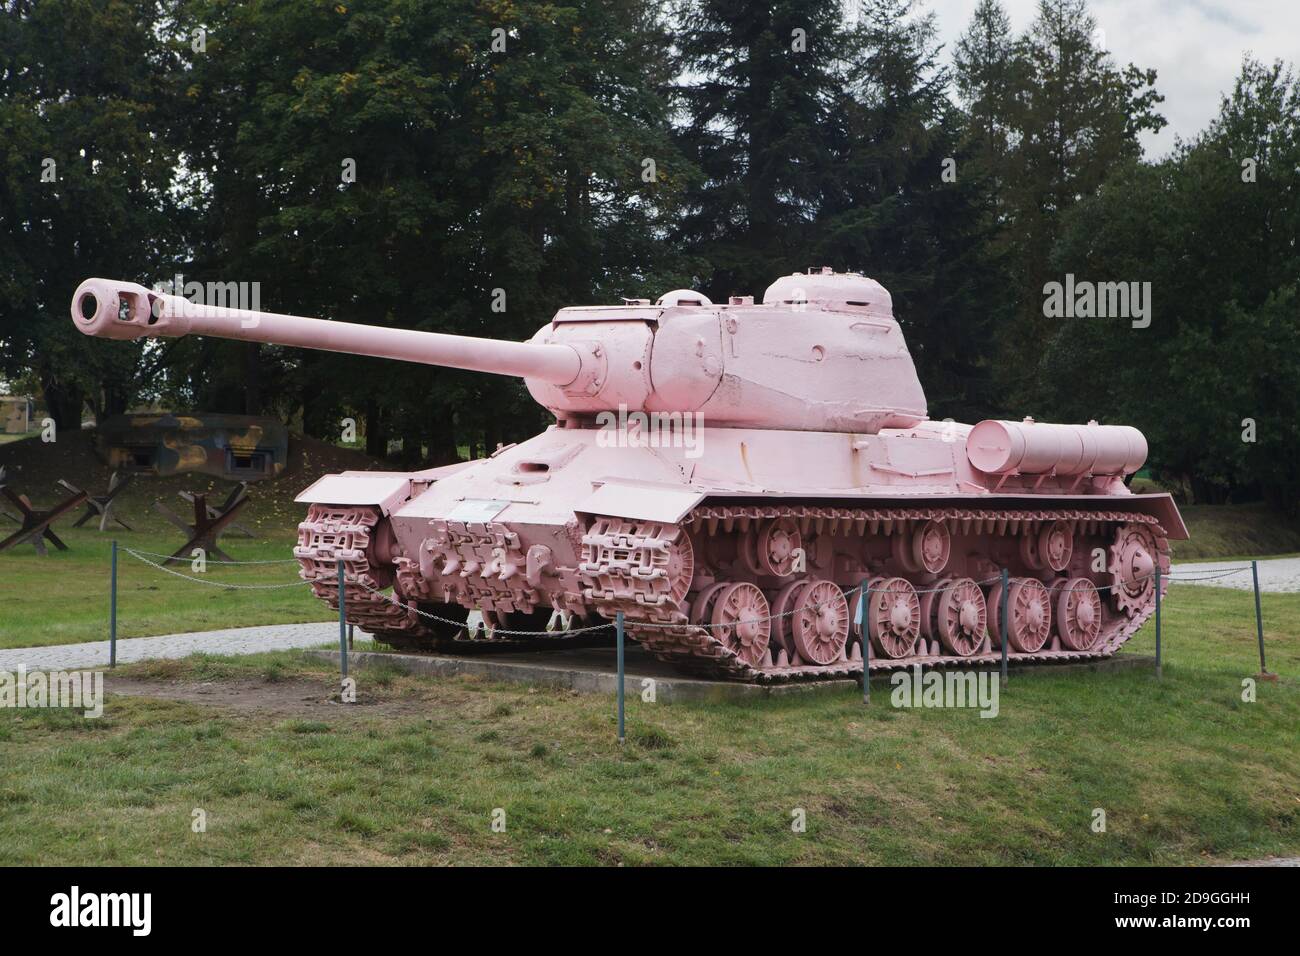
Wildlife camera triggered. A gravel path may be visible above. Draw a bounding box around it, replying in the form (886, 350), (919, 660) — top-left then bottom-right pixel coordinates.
(0, 622), (348, 672)
(1172, 557), (1300, 593)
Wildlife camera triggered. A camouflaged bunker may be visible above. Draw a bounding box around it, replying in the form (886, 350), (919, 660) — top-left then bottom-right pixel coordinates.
(97, 413), (288, 481)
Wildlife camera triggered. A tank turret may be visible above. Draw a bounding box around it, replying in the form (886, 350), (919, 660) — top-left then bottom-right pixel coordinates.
(71, 270), (927, 434)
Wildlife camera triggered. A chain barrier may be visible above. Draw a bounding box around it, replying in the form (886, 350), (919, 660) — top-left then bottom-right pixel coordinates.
(118, 543), (1261, 636)
(121, 546), (300, 565)
(108, 538), (1274, 739)
(350, 579), (615, 635)
(1162, 567), (1253, 582)
(120, 547), (313, 590)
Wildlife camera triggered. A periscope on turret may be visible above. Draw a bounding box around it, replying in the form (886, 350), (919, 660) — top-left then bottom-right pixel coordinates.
(71, 269), (1185, 681)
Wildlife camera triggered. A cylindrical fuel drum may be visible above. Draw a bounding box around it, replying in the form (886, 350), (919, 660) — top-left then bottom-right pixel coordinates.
(965, 419), (1147, 477)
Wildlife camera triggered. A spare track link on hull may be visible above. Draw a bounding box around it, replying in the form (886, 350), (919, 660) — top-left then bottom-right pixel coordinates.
(295, 503), (432, 638)
(581, 505), (1169, 684)
(296, 503), (590, 651)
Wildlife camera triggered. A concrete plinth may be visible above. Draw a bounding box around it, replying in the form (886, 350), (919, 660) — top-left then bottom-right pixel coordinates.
(305, 646), (1157, 703)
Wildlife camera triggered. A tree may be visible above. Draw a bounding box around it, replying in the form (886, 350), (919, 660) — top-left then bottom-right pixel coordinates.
(0, 0), (182, 428)
(672, 0), (856, 301)
(1045, 57), (1300, 510)
(988, 0), (1165, 407)
(167, 0), (696, 461)
(817, 0), (1006, 419)
(953, 0), (1019, 190)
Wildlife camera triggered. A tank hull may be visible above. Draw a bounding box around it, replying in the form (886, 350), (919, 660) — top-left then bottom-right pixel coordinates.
(293, 423), (1181, 681)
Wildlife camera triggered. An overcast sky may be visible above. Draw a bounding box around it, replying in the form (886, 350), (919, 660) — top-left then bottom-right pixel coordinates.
(924, 0), (1300, 158)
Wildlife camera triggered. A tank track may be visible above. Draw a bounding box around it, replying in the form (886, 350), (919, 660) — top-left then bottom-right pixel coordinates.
(298, 502), (1167, 681)
(294, 504), (429, 637)
(581, 504), (1169, 683)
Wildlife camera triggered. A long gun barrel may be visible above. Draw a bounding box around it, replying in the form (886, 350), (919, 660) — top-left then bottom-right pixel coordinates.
(70, 278), (582, 386)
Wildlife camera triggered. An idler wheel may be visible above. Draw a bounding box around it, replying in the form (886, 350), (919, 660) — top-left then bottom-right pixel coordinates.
(771, 579), (809, 657)
(792, 579), (849, 666)
(1038, 520), (1074, 573)
(911, 519), (951, 574)
(1108, 523), (1160, 617)
(1056, 577), (1104, 650)
(712, 582), (772, 668)
(867, 576), (922, 659)
(997, 577), (1051, 653)
(936, 577), (988, 657)
(758, 518), (802, 577)
(370, 517), (401, 569)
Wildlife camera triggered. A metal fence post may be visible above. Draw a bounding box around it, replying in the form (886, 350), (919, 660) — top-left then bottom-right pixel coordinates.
(348, 622), (354, 650)
(337, 558), (348, 682)
(1252, 560), (1271, 678)
(616, 611), (626, 743)
(1154, 566), (1162, 678)
(999, 568), (1009, 687)
(109, 539), (118, 668)
(860, 581), (871, 704)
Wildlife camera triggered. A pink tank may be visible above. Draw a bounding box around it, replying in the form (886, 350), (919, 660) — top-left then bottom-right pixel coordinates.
(71, 270), (1183, 680)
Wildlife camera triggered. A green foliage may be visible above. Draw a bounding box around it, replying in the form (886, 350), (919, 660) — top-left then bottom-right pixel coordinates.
(1045, 57), (1300, 509)
(672, 0), (852, 299)
(818, 0), (1007, 420)
(0, 0), (184, 426)
(1, 0), (1296, 509)
(954, 0), (1165, 405)
(167, 0), (697, 459)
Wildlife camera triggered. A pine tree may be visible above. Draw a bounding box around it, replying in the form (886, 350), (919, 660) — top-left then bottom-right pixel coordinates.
(996, 0), (1165, 406)
(169, 0), (694, 460)
(953, 0), (1017, 187)
(672, 0), (857, 300)
(817, 0), (1005, 420)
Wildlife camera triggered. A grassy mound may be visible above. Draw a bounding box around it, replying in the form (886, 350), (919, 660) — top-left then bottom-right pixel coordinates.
(1175, 503), (1300, 562)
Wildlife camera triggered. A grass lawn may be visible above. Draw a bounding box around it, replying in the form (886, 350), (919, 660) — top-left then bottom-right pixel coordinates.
(0, 584), (1295, 866)
(0, 529), (327, 649)
(0, 427), (381, 648)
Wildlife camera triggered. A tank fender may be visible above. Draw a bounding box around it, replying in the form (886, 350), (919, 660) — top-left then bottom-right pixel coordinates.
(295, 472), (413, 515)
(578, 479), (705, 524)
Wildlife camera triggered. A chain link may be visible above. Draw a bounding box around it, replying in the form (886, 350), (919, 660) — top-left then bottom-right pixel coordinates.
(122, 546), (300, 565)
(121, 547), (312, 590)
(352, 580), (616, 635)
